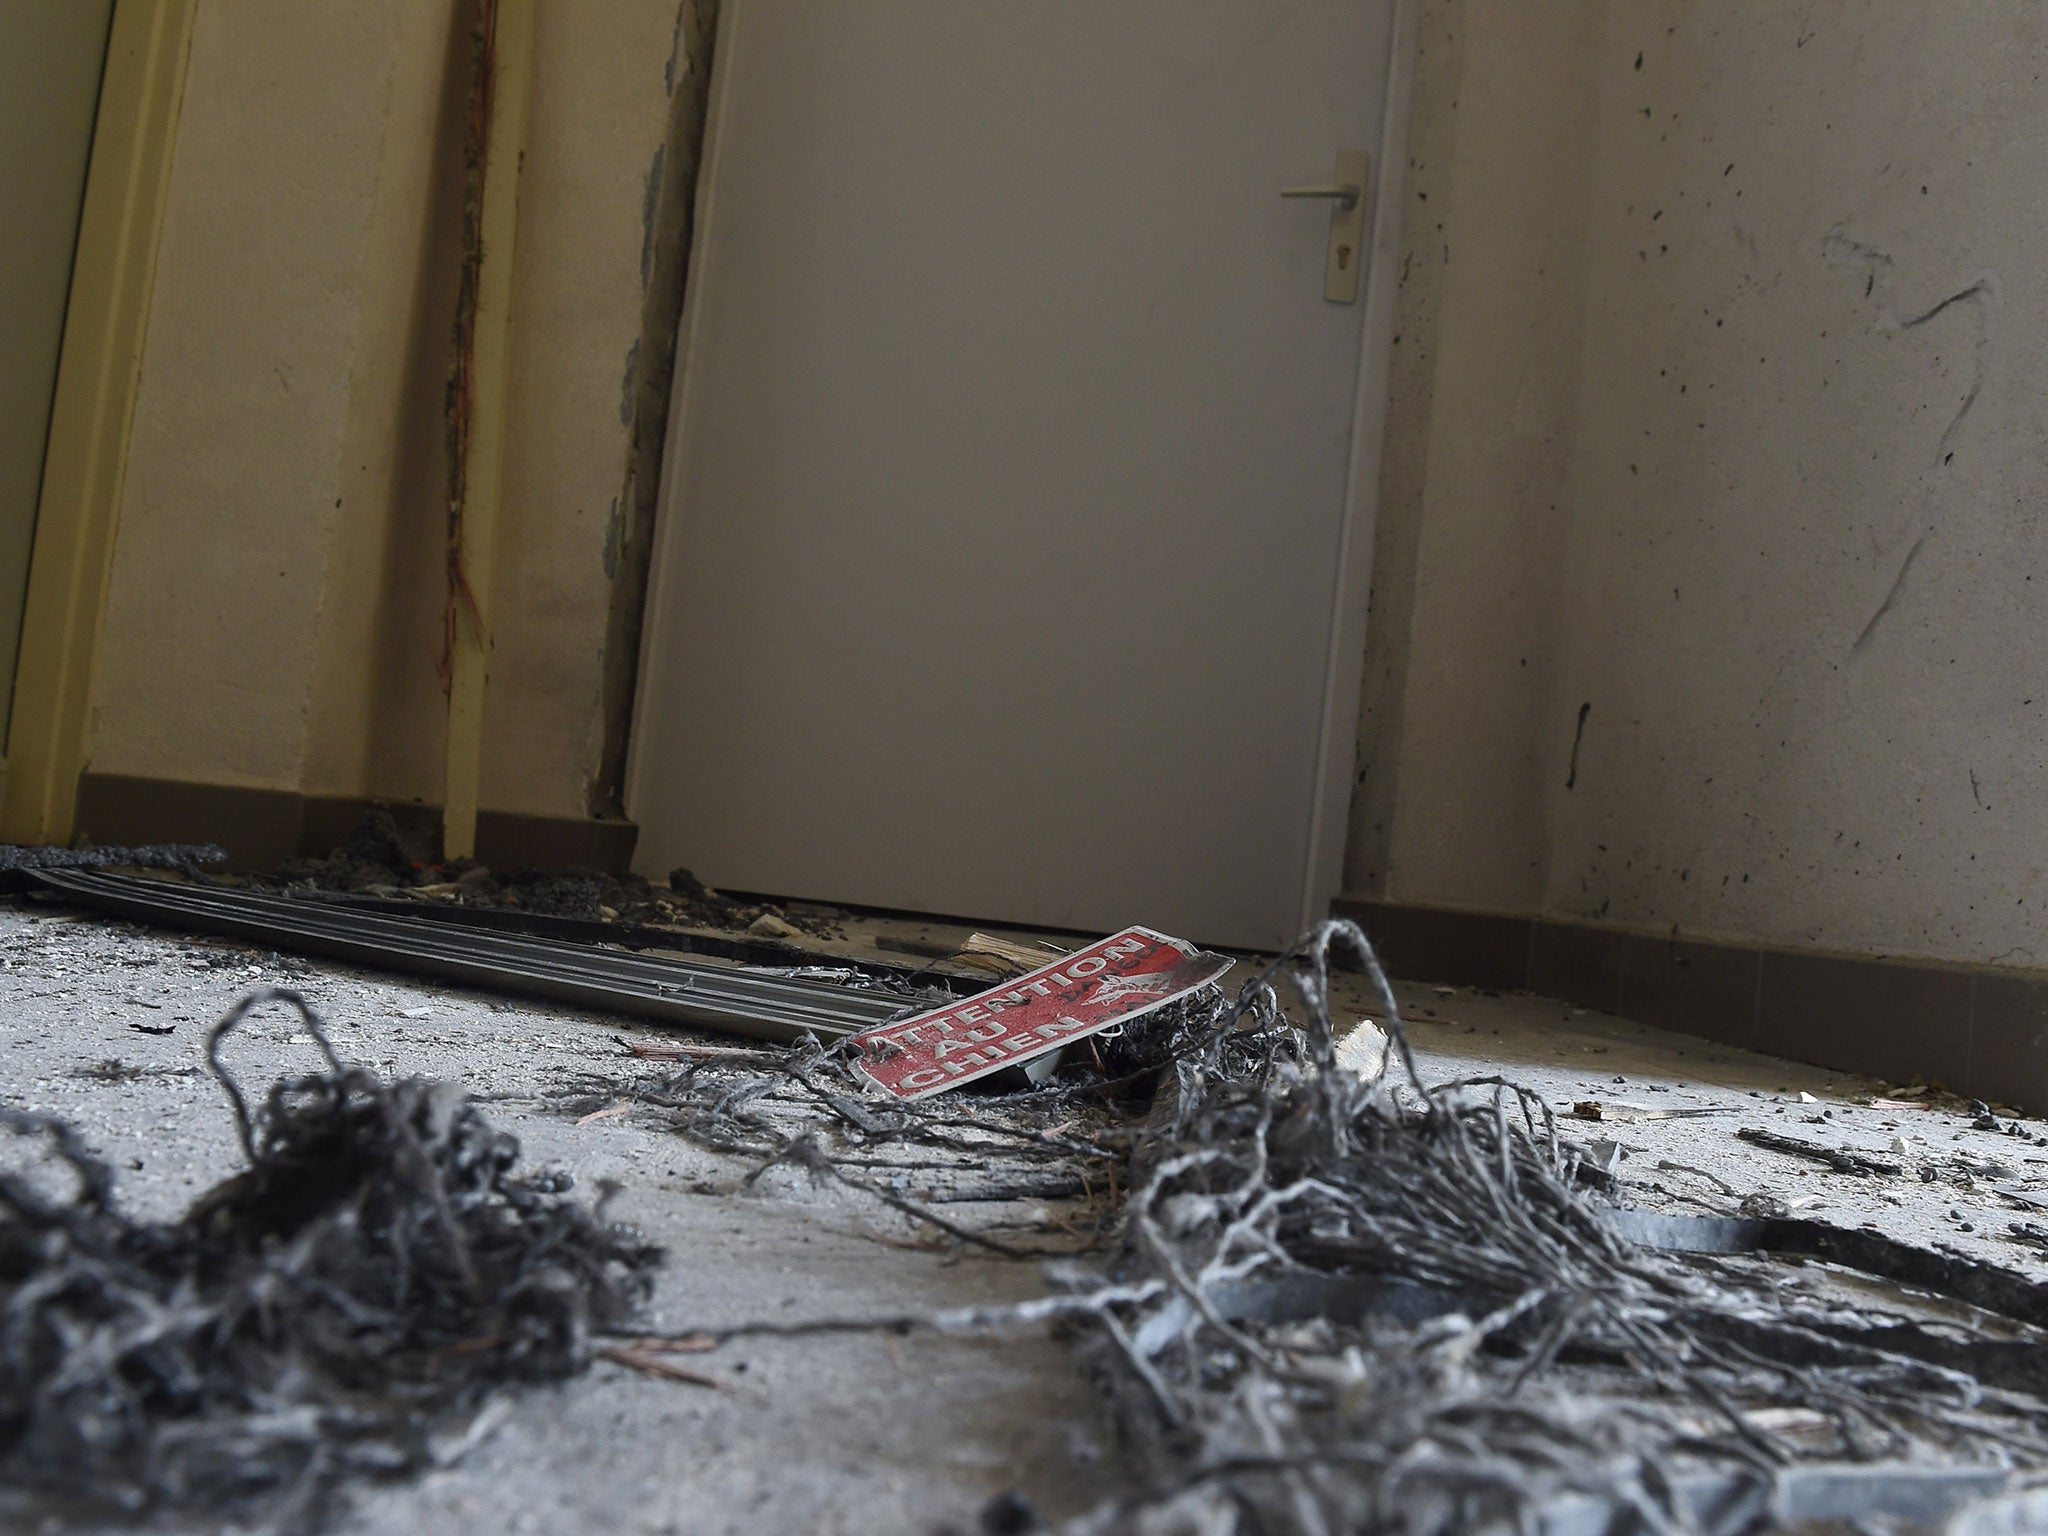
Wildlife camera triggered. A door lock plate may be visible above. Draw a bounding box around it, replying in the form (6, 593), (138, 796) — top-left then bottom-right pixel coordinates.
(1307, 149), (1370, 304)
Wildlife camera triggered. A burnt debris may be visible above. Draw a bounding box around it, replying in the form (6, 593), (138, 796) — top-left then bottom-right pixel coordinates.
(15, 897), (2048, 1534)
(0, 987), (659, 1532)
(1047, 921), (2048, 1533)
(643, 921), (2048, 1534)
(277, 808), (835, 940)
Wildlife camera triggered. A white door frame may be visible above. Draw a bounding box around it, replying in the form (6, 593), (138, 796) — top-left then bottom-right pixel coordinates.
(1296, 0), (1419, 935)
(632, 0), (1422, 945)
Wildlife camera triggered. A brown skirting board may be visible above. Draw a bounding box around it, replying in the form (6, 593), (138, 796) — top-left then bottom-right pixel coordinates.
(74, 773), (636, 874)
(1333, 896), (2048, 1115)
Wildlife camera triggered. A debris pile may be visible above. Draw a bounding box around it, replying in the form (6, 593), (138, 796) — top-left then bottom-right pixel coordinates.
(17, 898), (2048, 1533)
(557, 920), (2048, 1530)
(537, 959), (1240, 1267)
(277, 808), (836, 938)
(0, 987), (659, 1531)
(1046, 921), (2048, 1533)
(281, 806), (428, 890)
(566, 1022), (1189, 1257)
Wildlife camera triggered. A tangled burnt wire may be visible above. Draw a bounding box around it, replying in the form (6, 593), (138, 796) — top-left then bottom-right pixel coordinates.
(558, 985), (1227, 1259)
(0, 988), (659, 1532)
(1049, 920), (2048, 1534)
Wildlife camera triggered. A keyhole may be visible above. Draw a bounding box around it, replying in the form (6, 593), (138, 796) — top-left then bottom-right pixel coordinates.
(1336, 244), (1353, 270)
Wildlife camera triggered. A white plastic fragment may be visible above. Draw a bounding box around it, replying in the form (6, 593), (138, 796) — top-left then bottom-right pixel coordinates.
(1334, 1019), (1390, 1080)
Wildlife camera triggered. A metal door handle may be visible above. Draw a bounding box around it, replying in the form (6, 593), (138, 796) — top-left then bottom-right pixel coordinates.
(1283, 150), (1370, 304)
(1281, 182), (1360, 211)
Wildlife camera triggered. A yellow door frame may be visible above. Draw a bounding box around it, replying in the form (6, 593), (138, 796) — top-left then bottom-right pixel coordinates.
(1, 0), (196, 846)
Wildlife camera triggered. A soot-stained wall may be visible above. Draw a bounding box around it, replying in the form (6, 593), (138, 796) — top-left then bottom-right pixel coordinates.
(1351, 1), (2048, 968)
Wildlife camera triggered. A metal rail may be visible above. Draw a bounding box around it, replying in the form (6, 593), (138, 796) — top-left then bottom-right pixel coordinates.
(278, 885), (979, 992)
(27, 870), (919, 1045)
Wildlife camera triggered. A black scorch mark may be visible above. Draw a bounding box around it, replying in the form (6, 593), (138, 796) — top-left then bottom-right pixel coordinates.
(1565, 702), (1592, 790)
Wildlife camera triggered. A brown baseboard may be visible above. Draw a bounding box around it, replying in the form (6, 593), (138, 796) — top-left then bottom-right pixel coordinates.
(74, 772), (637, 874)
(1334, 895), (2048, 1115)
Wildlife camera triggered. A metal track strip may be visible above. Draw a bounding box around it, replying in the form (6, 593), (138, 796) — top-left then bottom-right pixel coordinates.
(274, 886), (980, 993)
(27, 870), (916, 1045)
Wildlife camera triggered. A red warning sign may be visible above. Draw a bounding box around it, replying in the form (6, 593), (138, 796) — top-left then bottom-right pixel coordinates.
(851, 926), (1232, 1101)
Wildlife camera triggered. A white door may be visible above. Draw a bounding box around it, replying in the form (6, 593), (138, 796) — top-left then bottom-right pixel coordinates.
(630, 0), (1405, 951)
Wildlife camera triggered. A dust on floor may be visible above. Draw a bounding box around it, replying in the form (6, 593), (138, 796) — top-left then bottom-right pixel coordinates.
(3, 899), (2042, 1533)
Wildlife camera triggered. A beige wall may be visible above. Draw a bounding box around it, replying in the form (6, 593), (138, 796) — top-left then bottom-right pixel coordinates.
(1347, 0), (1599, 915)
(1351, 0), (2048, 968)
(88, 0), (698, 830)
(302, 0), (468, 806)
(0, 0), (115, 747)
(93, 1), (402, 791)
(89, 0), (2048, 953)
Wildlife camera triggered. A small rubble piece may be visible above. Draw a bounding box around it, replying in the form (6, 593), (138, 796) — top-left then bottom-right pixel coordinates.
(1578, 1136), (1625, 1177)
(69, 1058), (200, 1083)
(1569, 1100), (1732, 1123)
(1656, 1159), (1737, 1196)
(1737, 1124), (1903, 1176)
(282, 806), (427, 891)
(505, 869), (609, 920)
(1331, 1017), (1389, 1079)
(0, 987), (659, 1530)
(664, 865), (747, 924)
(334, 806), (419, 877)
(956, 932), (1066, 977)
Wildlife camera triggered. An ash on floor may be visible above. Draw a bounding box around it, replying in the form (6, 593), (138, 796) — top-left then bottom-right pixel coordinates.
(3, 899), (2041, 1533)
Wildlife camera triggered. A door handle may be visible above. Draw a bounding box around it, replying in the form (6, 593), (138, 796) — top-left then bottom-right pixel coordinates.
(1280, 182), (1361, 211)
(1283, 149), (1369, 305)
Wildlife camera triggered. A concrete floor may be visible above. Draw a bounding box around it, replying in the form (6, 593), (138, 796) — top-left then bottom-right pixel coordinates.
(6, 896), (2047, 1532)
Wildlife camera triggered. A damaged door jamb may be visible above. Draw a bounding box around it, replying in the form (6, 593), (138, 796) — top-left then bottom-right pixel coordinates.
(442, 0), (536, 862)
(591, 0), (721, 820)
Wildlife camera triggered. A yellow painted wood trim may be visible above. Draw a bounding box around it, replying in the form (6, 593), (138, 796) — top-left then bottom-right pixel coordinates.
(443, 0), (536, 860)
(0, 0), (196, 846)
